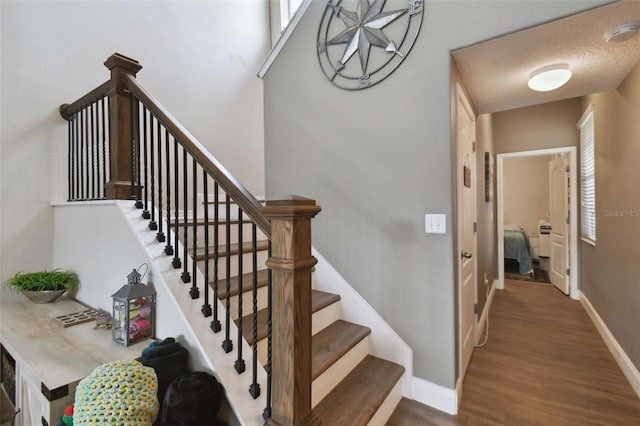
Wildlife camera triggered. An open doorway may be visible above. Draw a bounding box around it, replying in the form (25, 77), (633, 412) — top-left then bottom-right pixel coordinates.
(497, 148), (579, 299)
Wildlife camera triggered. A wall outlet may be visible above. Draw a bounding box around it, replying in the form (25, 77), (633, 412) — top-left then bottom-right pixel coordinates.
(425, 214), (446, 234)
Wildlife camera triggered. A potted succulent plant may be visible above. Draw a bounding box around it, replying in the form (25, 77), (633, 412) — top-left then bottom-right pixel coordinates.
(4, 269), (78, 303)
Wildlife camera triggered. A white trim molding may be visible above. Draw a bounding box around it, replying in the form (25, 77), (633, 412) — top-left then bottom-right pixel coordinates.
(497, 147), (579, 300)
(580, 291), (640, 398)
(258, 0), (312, 79)
(475, 280), (496, 344)
(412, 376), (458, 415)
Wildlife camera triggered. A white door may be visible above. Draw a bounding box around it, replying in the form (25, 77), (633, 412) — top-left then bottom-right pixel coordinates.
(549, 154), (570, 294)
(456, 84), (477, 379)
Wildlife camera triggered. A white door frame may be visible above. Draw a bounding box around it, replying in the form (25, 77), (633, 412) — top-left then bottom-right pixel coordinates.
(496, 147), (579, 300)
(455, 83), (478, 396)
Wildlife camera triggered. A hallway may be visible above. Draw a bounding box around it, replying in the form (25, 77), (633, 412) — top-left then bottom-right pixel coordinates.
(388, 280), (640, 425)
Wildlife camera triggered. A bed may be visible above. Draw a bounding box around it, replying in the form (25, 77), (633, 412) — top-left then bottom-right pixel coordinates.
(504, 225), (533, 275)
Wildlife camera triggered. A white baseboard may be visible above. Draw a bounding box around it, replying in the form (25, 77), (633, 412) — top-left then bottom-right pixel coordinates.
(580, 291), (640, 398)
(411, 376), (458, 415)
(475, 280), (496, 344)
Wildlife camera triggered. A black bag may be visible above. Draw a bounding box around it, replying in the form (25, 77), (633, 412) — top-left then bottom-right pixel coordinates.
(157, 371), (225, 426)
(138, 337), (189, 404)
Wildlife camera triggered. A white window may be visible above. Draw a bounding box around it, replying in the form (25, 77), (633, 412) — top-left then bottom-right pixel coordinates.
(281, 0), (304, 31)
(269, 0), (305, 47)
(578, 104), (596, 244)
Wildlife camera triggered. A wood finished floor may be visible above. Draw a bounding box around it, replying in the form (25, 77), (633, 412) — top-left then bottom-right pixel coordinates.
(387, 280), (640, 425)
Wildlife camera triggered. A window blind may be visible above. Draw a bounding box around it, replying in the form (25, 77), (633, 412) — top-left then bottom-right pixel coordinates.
(578, 106), (596, 243)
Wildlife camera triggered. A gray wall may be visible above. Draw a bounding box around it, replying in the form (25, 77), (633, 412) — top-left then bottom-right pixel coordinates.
(581, 62), (640, 371)
(262, 0), (608, 388)
(493, 99), (582, 154)
(503, 155), (552, 236)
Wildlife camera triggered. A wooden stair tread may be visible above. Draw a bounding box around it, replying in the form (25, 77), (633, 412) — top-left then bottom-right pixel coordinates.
(312, 290), (341, 312)
(192, 240), (269, 260)
(387, 397), (452, 425)
(313, 355), (404, 426)
(168, 219), (254, 226)
(204, 198), (265, 205)
(211, 269), (269, 299)
(312, 320), (371, 380)
(235, 290), (341, 345)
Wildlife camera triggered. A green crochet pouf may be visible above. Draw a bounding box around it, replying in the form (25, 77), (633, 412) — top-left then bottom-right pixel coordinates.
(74, 360), (159, 425)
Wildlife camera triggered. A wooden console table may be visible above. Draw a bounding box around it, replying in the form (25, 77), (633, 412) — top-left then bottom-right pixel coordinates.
(0, 291), (143, 426)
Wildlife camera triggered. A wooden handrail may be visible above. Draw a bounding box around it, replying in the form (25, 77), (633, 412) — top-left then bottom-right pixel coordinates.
(123, 74), (271, 239)
(59, 80), (110, 120)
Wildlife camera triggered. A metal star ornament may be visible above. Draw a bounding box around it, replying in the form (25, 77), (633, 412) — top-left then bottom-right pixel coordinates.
(317, 0), (424, 90)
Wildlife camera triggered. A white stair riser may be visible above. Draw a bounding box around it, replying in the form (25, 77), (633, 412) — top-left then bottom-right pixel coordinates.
(197, 251), (269, 279)
(226, 286), (269, 321)
(172, 222), (266, 246)
(312, 302), (341, 335)
(367, 379), (403, 426)
(311, 336), (371, 408)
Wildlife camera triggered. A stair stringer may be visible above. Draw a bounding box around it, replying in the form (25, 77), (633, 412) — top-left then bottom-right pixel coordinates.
(117, 201), (267, 426)
(311, 248), (413, 398)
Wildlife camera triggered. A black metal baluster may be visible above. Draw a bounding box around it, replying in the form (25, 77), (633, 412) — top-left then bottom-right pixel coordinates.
(95, 101), (101, 200)
(172, 138), (181, 269)
(90, 102), (96, 199)
(164, 130), (173, 254)
(95, 101), (100, 199)
(74, 113), (79, 200)
(67, 118), (72, 201)
(107, 97), (112, 185)
(134, 101), (143, 208)
(235, 208), (245, 374)
(93, 101), (99, 199)
(80, 108), (85, 199)
(190, 159), (199, 299)
(101, 97), (107, 199)
(67, 118), (73, 201)
(156, 120), (165, 242)
(201, 171), (212, 317)
(85, 107), (90, 199)
(222, 194), (233, 353)
(249, 223), (261, 398)
(148, 115), (157, 229)
(141, 107), (150, 219)
(263, 241), (273, 421)
(181, 145), (190, 283)
(129, 94), (136, 200)
(210, 183), (221, 333)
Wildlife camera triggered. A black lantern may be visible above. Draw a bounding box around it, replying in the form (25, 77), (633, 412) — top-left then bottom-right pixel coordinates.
(111, 266), (156, 346)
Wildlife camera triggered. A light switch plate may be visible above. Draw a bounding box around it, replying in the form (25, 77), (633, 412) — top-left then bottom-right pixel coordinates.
(425, 214), (446, 234)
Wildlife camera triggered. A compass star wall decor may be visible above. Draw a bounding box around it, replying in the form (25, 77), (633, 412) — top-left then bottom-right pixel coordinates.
(317, 0), (424, 90)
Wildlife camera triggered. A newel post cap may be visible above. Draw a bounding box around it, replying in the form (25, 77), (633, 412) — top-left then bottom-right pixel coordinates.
(262, 195), (321, 219)
(104, 53), (142, 75)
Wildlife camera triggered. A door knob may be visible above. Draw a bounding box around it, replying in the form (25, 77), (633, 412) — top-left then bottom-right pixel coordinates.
(461, 251), (473, 259)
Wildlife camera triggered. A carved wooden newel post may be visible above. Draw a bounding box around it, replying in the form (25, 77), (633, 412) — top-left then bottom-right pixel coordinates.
(263, 197), (321, 426)
(104, 53), (142, 199)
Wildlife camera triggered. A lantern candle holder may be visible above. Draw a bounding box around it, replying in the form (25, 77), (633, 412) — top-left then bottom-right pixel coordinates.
(111, 264), (156, 346)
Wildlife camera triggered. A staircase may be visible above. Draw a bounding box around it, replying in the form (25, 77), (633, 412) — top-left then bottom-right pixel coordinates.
(164, 199), (406, 424)
(60, 53), (410, 425)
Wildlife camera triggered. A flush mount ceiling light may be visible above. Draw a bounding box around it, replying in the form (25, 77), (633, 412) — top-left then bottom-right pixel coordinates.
(527, 64), (572, 92)
(605, 22), (640, 44)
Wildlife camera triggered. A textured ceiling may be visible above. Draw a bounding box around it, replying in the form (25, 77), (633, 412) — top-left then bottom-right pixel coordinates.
(452, 0), (640, 114)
